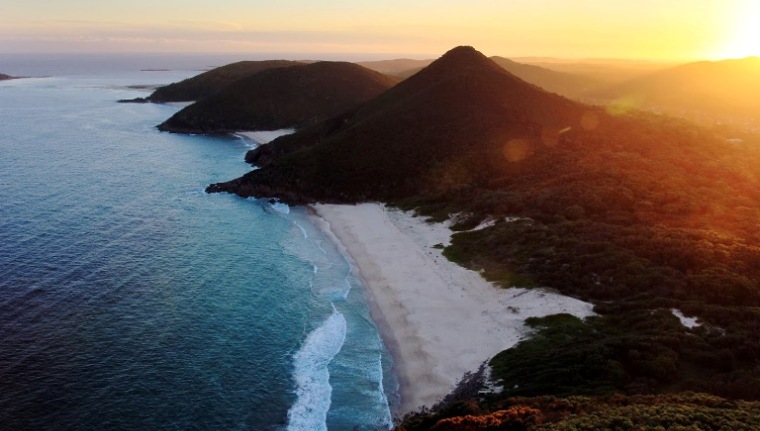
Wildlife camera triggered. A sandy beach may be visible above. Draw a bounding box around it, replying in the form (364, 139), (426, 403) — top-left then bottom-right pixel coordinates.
(312, 203), (595, 414)
(236, 129), (295, 144)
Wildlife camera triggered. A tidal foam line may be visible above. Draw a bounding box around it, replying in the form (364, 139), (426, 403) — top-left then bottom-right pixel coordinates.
(286, 309), (347, 431)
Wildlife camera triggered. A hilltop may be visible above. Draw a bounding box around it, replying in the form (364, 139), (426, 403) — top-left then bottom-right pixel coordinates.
(145, 60), (302, 102)
(375, 55), (598, 98)
(0, 73), (17, 80)
(158, 61), (398, 133)
(209, 46), (760, 418)
(489, 56), (598, 98)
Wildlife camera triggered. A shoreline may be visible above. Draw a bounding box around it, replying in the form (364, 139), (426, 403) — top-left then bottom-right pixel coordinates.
(235, 129), (295, 145)
(310, 203), (595, 415)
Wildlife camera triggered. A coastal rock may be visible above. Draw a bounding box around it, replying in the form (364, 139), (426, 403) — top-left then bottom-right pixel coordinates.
(117, 97), (150, 103)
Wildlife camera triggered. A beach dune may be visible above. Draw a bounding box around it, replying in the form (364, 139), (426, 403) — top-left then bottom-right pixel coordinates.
(312, 203), (595, 414)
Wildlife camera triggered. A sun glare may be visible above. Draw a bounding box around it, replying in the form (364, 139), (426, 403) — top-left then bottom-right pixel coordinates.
(720, 1), (760, 58)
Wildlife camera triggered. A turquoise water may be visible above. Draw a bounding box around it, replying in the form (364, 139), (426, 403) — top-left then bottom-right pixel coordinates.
(0, 66), (394, 430)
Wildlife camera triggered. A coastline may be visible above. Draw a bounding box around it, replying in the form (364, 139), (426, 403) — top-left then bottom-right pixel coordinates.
(236, 129), (295, 144)
(310, 203), (595, 415)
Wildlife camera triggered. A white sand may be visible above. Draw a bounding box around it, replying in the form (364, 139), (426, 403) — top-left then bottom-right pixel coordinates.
(311, 203), (595, 414)
(671, 308), (701, 329)
(236, 129), (295, 145)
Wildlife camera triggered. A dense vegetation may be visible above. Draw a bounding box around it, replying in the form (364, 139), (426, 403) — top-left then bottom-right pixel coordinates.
(202, 46), (760, 428)
(397, 393), (760, 430)
(208, 46), (585, 198)
(147, 60), (302, 102)
(159, 62), (398, 133)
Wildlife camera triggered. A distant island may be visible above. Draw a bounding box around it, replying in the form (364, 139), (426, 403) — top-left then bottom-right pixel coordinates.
(150, 46), (760, 430)
(0, 73), (19, 80)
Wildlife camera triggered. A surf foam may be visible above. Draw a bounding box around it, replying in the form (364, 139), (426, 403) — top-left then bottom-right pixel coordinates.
(286, 309), (347, 431)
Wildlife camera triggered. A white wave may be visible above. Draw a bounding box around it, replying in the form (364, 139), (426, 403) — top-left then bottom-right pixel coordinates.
(321, 278), (353, 302)
(294, 221), (308, 239)
(316, 242), (328, 254)
(313, 265), (319, 274)
(287, 309), (347, 431)
(375, 353), (394, 429)
(341, 278), (352, 300)
(270, 201), (290, 215)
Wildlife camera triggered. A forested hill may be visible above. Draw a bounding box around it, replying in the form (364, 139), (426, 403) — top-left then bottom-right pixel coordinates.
(146, 60), (302, 102)
(488, 56), (598, 98)
(158, 61), (398, 134)
(365, 55), (597, 99)
(590, 56), (760, 123)
(208, 46), (760, 424)
(208, 45), (585, 201)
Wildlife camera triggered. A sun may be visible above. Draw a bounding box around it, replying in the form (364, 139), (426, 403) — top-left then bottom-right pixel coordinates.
(719, 1), (760, 58)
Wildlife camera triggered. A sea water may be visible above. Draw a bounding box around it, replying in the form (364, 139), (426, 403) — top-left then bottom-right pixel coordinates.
(0, 57), (395, 430)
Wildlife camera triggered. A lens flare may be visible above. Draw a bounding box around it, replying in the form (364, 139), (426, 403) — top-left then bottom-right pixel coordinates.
(502, 139), (531, 162)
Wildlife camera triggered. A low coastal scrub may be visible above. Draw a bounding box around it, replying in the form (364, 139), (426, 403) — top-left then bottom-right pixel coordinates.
(489, 312), (760, 399)
(396, 393), (760, 431)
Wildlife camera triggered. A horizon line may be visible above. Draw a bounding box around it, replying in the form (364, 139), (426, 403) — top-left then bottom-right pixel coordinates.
(2, 50), (752, 64)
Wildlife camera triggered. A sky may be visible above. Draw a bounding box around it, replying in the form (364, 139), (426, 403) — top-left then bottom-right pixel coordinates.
(0, 0), (758, 60)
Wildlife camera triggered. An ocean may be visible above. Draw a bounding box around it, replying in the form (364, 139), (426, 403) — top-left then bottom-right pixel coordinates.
(0, 55), (395, 430)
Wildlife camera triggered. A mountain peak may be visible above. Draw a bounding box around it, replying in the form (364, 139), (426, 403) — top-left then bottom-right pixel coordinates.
(403, 45), (505, 84)
(208, 45), (586, 201)
(441, 45), (484, 59)
(432, 45), (493, 68)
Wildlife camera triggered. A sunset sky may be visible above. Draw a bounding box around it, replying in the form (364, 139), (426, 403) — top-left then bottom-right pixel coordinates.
(1, 0), (758, 60)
